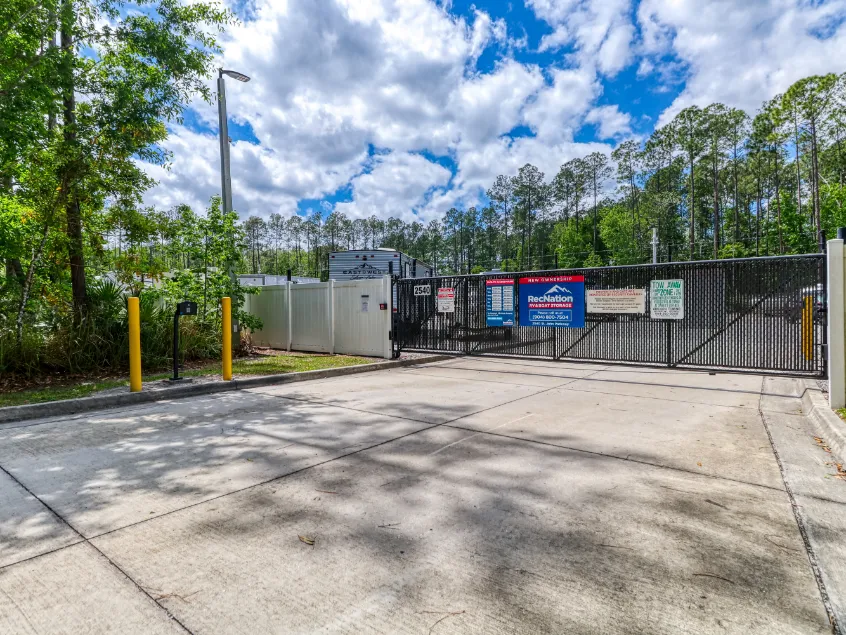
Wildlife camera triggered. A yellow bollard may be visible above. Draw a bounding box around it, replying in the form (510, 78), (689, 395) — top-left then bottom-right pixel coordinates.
(222, 296), (232, 380)
(801, 295), (813, 362)
(128, 297), (142, 392)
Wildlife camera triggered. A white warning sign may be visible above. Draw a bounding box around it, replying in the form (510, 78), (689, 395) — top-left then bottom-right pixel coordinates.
(650, 279), (684, 319)
(437, 287), (455, 313)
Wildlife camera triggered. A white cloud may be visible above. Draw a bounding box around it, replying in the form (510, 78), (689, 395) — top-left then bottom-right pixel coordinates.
(334, 152), (452, 222)
(638, 0), (846, 126)
(522, 67), (600, 141)
(530, 0), (634, 76)
(143, 0), (612, 220)
(584, 105), (633, 140)
(138, 0), (846, 223)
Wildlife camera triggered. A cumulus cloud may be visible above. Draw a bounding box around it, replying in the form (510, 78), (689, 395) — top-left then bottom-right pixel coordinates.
(531, 0), (634, 76)
(144, 0), (610, 219)
(637, 0), (846, 125)
(138, 0), (846, 222)
(584, 105), (633, 140)
(334, 152), (452, 222)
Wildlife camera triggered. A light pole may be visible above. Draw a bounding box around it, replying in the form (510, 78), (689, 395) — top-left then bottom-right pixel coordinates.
(651, 227), (659, 264)
(217, 68), (250, 350)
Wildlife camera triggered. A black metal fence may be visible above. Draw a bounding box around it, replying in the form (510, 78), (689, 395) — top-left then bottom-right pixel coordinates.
(392, 254), (827, 377)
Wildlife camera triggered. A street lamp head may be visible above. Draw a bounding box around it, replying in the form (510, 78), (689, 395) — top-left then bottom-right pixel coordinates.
(220, 69), (251, 83)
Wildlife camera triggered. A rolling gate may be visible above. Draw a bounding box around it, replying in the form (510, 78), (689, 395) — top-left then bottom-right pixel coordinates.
(391, 255), (827, 377)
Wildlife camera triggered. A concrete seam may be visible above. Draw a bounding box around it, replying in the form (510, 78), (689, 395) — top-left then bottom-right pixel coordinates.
(0, 365), (602, 576)
(0, 461), (196, 634)
(400, 369), (583, 389)
(73, 369), (608, 544)
(757, 377), (841, 635)
(527, 386), (759, 411)
(442, 423), (786, 494)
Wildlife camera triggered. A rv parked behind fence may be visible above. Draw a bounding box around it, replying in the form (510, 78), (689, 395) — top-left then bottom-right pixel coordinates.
(329, 249), (433, 281)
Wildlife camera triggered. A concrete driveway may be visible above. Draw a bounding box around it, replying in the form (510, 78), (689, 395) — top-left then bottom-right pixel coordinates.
(0, 356), (843, 634)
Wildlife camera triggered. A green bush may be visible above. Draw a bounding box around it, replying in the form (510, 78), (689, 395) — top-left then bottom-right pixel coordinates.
(0, 279), (228, 377)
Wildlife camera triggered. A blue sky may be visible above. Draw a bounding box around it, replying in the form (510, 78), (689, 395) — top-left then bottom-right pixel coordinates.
(141, 0), (846, 223)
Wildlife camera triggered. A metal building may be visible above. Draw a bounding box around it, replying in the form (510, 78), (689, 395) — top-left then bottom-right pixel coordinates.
(328, 248), (433, 280)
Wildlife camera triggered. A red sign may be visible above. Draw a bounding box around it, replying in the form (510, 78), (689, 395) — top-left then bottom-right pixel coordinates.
(519, 275), (584, 284)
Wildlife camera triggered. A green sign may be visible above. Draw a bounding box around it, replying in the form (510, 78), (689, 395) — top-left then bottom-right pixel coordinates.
(650, 279), (684, 319)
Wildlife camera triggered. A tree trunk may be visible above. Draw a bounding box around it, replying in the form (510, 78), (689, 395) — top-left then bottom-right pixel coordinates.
(503, 203), (509, 265)
(734, 144), (740, 243)
(592, 180), (598, 252)
(16, 224), (50, 345)
(61, 1), (87, 317)
(774, 149), (784, 254)
(793, 112), (804, 231)
(630, 173), (637, 241)
(756, 179), (762, 257)
(689, 156), (695, 260)
(810, 117), (823, 249)
(713, 152), (719, 258)
(5, 258), (24, 285)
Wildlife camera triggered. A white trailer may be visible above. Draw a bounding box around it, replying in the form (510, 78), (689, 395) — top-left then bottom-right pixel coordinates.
(328, 248), (433, 281)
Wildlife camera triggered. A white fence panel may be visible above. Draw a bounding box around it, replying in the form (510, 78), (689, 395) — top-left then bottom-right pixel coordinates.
(333, 278), (391, 358)
(246, 277), (391, 358)
(291, 282), (331, 353)
(244, 285), (289, 348)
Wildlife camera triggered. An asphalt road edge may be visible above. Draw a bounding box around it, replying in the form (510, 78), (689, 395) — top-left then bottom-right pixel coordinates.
(0, 355), (453, 425)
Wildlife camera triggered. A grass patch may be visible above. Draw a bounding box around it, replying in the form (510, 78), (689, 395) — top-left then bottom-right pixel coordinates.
(0, 379), (126, 408)
(0, 353), (376, 408)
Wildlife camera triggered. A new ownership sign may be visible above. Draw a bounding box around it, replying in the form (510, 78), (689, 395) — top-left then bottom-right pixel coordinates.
(519, 275), (585, 328)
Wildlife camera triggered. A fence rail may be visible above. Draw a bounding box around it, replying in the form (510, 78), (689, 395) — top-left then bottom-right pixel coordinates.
(394, 255), (827, 377)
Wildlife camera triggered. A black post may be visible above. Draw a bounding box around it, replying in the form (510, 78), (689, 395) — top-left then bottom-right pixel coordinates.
(554, 252), (558, 270)
(666, 320), (672, 367)
(820, 229), (827, 253)
(286, 268), (292, 282)
(412, 258), (417, 277)
(169, 302), (197, 382)
(464, 278), (470, 355)
(388, 260), (394, 276)
(838, 227), (846, 241)
(172, 310), (180, 381)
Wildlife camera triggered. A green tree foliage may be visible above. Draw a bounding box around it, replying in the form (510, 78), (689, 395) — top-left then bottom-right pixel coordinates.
(1, 0), (233, 374)
(4, 23), (846, 379)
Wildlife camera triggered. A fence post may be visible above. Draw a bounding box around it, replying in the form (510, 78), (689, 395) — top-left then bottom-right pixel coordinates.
(286, 280), (293, 352)
(327, 279), (335, 355)
(828, 238), (845, 408)
(464, 278), (471, 355)
(383, 275), (392, 359)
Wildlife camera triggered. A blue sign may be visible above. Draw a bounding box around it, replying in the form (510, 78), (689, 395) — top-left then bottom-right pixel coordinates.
(486, 279), (515, 327)
(519, 275), (585, 328)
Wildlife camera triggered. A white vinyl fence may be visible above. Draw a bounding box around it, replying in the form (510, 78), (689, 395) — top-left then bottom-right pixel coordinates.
(244, 276), (392, 359)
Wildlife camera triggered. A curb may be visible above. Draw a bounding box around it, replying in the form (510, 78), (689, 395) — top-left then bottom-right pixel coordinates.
(801, 379), (846, 463)
(0, 355), (454, 425)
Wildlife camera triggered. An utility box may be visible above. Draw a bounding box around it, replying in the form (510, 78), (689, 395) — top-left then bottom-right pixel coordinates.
(177, 301), (198, 316)
(328, 248), (433, 281)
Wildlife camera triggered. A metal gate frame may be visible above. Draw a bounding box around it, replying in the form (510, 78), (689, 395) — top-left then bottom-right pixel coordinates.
(392, 254), (827, 377)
